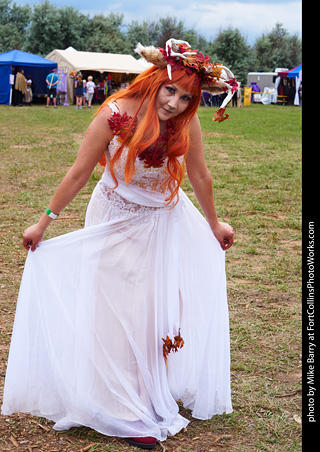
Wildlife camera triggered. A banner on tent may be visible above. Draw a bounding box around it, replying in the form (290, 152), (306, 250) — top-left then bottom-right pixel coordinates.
(57, 69), (68, 106)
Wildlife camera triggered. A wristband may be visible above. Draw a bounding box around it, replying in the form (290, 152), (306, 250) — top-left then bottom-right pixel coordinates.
(46, 207), (59, 220)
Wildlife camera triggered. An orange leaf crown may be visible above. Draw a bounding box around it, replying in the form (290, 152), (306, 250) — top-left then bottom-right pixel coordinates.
(158, 42), (223, 87)
(135, 38), (240, 122)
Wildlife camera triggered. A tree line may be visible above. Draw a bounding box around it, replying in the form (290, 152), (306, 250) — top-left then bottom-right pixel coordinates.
(0, 0), (302, 85)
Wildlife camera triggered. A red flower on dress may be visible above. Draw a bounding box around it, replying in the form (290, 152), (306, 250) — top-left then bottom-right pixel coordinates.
(138, 120), (175, 168)
(108, 112), (137, 139)
(106, 112), (176, 169)
(139, 144), (166, 168)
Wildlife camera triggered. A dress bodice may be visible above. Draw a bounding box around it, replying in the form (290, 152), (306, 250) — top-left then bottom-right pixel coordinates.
(102, 101), (183, 196)
(106, 136), (172, 194)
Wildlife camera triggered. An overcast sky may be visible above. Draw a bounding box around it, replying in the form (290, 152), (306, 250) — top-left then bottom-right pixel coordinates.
(15, 0), (302, 45)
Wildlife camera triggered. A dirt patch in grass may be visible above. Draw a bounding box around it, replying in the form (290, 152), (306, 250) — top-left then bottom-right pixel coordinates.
(0, 410), (239, 452)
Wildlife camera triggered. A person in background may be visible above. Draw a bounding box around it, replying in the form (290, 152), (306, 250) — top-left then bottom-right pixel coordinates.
(46, 68), (59, 108)
(75, 73), (84, 109)
(104, 77), (108, 99)
(82, 79), (87, 108)
(13, 68), (27, 106)
(24, 75), (33, 106)
(232, 83), (241, 107)
(97, 78), (105, 103)
(86, 76), (96, 109)
(107, 73), (112, 94)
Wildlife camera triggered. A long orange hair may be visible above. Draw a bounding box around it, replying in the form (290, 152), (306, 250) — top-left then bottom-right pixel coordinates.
(98, 66), (202, 204)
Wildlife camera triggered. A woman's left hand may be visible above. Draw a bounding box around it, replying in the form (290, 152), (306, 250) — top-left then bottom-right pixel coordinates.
(211, 221), (234, 251)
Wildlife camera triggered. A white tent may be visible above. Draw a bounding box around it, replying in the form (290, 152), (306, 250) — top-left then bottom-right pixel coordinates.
(46, 48), (146, 104)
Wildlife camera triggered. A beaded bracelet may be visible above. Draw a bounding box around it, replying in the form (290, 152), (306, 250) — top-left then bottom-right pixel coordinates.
(46, 207), (59, 220)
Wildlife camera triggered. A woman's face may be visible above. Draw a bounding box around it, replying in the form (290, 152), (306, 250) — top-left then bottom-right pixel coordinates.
(155, 83), (193, 121)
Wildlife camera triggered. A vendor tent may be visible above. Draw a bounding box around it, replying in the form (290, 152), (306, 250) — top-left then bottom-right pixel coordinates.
(45, 48), (146, 104)
(0, 50), (57, 105)
(277, 64), (302, 106)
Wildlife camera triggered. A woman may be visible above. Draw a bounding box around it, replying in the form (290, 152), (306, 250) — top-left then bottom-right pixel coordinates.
(2, 39), (238, 450)
(74, 73), (84, 109)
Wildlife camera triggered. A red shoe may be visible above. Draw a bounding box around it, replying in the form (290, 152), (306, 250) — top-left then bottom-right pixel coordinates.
(125, 436), (157, 449)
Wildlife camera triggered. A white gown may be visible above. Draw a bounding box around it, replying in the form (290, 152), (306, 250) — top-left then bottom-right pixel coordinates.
(1, 102), (232, 442)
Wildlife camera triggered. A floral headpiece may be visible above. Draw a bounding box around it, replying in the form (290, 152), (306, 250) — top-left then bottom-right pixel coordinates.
(135, 38), (239, 121)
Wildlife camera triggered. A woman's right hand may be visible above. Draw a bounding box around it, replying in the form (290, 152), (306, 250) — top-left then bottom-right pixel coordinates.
(22, 223), (45, 251)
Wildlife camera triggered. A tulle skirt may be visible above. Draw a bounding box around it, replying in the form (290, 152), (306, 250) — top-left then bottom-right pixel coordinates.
(1, 179), (232, 441)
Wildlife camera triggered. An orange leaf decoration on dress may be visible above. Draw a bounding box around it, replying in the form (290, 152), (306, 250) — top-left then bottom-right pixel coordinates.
(162, 328), (184, 361)
(173, 329), (185, 351)
(162, 335), (173, 360)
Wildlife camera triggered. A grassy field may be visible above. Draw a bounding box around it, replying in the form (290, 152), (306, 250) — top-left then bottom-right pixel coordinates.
(0, 102), (302, 452)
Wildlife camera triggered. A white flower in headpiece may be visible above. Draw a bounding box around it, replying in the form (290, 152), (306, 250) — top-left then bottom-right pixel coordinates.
(165, 38), (197, 79)
(166, 39), (197, 59)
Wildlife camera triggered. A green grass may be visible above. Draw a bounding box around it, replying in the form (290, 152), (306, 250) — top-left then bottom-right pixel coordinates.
(0, 103), (302, 451)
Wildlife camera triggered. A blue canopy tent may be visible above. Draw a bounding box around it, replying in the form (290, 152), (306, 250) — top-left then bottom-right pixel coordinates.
(0, 50), (57, 105)
(288, 64), (302, 79)
(278, 64), (302, 79)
